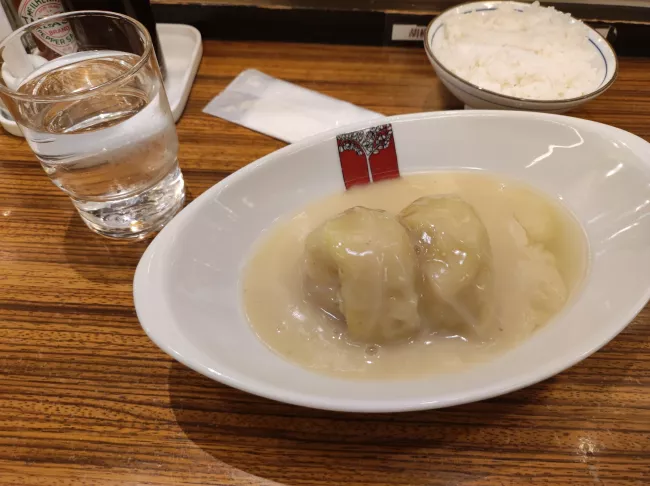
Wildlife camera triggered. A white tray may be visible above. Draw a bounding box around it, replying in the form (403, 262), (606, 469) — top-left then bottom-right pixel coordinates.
(0, 23), (202, 137)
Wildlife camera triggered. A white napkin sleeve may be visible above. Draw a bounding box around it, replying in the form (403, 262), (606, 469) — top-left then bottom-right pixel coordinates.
(203, 69), (384, 143)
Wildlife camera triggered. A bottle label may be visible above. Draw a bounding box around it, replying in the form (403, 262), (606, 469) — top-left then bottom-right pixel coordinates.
(19, 0), (78, 55)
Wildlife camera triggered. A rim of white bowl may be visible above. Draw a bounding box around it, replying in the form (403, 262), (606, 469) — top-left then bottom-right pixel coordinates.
(424, 1), (619, 105)
(134, 110), (650, 413)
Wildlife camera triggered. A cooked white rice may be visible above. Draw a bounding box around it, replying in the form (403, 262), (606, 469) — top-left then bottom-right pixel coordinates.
(433, 2), (602, 100)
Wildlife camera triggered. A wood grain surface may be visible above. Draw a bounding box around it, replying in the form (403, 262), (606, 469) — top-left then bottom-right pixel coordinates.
(1, 41), (649, 486)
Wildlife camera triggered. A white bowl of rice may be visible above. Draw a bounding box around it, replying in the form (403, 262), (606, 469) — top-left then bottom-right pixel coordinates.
(425, 1), (617, 113)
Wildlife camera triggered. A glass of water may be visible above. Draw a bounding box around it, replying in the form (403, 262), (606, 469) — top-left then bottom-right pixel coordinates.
(0, 11), (184, 239)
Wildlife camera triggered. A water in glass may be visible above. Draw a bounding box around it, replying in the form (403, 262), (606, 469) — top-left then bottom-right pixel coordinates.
(15, 49), (184, 238)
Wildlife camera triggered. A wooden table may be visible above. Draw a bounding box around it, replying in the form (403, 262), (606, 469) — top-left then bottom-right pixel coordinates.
(1, 41), (649, 486)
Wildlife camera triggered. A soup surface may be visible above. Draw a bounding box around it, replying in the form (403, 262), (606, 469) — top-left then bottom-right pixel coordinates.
(242, 172), (587, 379)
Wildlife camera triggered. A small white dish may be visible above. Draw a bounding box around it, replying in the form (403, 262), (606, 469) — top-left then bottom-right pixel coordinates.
(157, 23), (202, 122)
(134, 111), (650, 412)
(424, 1), (618, 113)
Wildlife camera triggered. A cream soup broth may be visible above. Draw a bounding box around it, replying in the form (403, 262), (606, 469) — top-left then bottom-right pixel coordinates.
(242, 172), (587, 379)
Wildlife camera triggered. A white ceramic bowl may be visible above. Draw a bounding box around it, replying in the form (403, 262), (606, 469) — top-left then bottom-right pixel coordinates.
(424, 1), (618, 113)
(134, 111), (650, 412)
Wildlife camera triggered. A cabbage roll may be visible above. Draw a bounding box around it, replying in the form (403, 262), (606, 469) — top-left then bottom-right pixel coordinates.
(399, 196), (493, 332)
(303, 207), (420, 344)
(507, 214), (568, 333)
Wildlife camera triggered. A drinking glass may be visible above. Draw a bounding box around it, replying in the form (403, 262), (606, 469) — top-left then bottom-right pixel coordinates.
(0, 11), (185, 239)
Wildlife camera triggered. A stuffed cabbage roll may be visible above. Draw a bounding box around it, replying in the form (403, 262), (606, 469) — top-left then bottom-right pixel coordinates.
(303, 207), (420, 344)
(506, 186), (559, 245)
(506, 213), (568, 334)
(399, 196), (493, 333)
